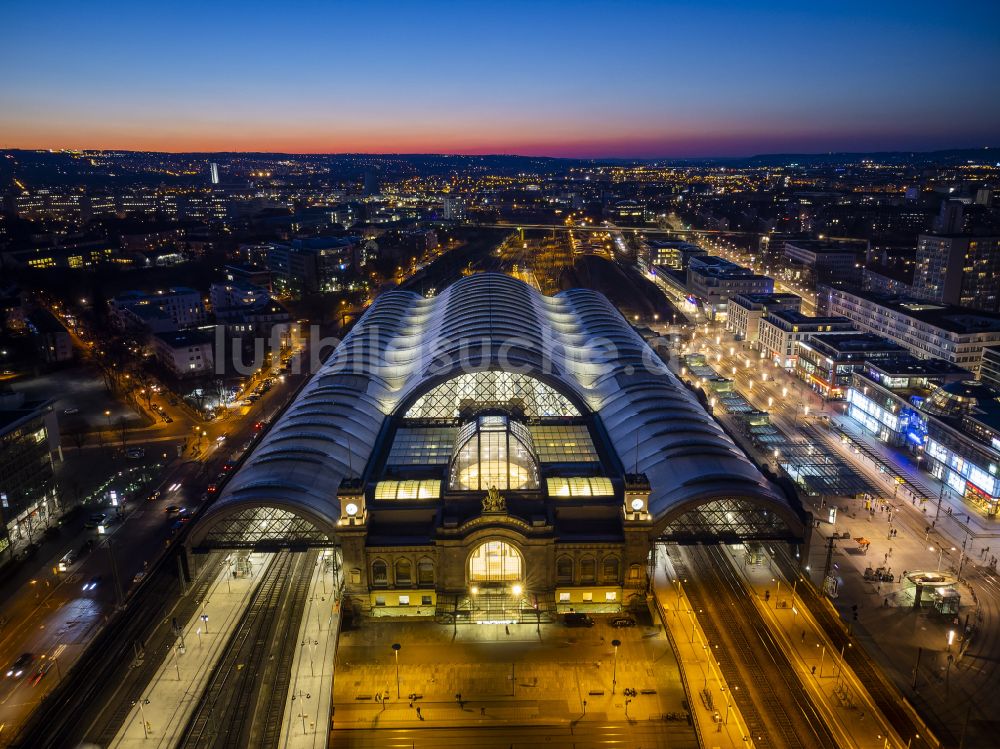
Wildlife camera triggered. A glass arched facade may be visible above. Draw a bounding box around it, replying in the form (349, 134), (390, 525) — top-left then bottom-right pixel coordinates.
(449, 414), (540, 491)
(405, 371), (580, 419)
(468, 540), (522, 583)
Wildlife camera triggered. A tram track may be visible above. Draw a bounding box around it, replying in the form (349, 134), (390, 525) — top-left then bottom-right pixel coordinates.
(177, 549), (316, 749)
(672, 545), (838, 749)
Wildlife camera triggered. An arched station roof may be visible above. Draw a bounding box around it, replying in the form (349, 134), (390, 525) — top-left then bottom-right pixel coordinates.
(191, 273), (797, 547)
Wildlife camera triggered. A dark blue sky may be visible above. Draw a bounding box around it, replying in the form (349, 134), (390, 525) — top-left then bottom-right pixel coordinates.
(2, 0), (998, 157)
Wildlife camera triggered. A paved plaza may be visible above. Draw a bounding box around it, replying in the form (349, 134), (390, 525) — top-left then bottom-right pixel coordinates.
(332, 615), (697, 746)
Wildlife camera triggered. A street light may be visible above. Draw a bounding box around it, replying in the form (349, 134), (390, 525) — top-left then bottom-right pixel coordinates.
(611, 639), (621, 694)
(392, 643), (401, 698)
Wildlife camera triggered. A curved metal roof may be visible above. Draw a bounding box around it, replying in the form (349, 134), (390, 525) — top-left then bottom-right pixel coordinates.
(192, 272), (791, 544)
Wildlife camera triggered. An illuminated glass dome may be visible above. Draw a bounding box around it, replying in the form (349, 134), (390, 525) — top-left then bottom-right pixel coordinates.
(449, 414), (540, 491)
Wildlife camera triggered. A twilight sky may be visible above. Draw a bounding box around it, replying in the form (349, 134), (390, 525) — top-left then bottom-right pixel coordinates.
(1, 0), (999, 158)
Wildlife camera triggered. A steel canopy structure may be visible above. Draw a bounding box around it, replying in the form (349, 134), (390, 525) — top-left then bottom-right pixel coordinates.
(191, 273), (808, 551)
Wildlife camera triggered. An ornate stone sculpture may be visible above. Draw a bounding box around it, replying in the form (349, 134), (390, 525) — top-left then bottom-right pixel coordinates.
(482, 485), (506, 513)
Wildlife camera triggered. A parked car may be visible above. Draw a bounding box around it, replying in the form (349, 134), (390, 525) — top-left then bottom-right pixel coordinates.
(84, 513), (107, 529)
(126, 447), (145, 459)
(610, 616), (636, 628)
(563, 613), (594, 628)
(63, 407), (79, 415)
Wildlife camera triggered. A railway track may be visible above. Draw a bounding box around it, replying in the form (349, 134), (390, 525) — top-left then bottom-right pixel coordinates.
(780, 552), (938, 749)
(178, 549), (316, 749)
(672, 545), (838, 749)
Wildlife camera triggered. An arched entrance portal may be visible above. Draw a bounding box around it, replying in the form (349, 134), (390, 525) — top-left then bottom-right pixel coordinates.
(468, 540), (523, 585)
(466, 540), (524, 623)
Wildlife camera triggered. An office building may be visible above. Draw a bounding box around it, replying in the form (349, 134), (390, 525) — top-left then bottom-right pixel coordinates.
(152, 329), (216, 378)
(686, 256), (773, 321)
(783, 240), (864, 285)
(817, 285), (1000, 375)
(727, 293), (801, 346)
(110, 287), (206, 331)
(0, 392), (60, 562)
(758, 310), (855, 369)
(795, 333), (907, 399)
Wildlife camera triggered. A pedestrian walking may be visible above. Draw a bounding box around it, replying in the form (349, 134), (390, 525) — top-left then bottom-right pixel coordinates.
(481, 706), (486, 716)
(505, 624), (510, 635)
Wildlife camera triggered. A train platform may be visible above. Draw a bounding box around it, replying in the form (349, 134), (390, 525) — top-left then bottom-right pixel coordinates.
(109, 552), (273, 748)
(651, 552), (756, 749)
(736, 549), (908, 748)
(276, 551), (340, 749)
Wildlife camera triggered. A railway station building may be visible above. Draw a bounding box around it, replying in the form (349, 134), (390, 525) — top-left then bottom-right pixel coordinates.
(189, 273), (811, 621)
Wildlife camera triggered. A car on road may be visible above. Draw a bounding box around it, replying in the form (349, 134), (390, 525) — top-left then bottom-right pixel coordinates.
(133, 571), (146, 584)
(29, 661), (52, 686)
(63, 407), (79, 415)
(82, 575), (102, 591)
(206, 483), (218, 496)
(165, 505), (186, 517)
(147, 490), (161, 502)
(57, 550), (77, 571)
(563, 613), (594, 627)
(6, 653), (34, 678)
(126, 447), (145, 459)
(84, 513), (107, 529)
(162, 414), (173, 423)
(610, 616), (636, 628)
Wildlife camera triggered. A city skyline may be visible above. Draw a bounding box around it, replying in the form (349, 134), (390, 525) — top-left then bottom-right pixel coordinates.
(2, 0), (999, 158)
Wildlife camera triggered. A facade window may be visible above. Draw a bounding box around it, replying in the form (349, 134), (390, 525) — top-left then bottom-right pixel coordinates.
(375, 596), (386, 607)
(580, 557), (596, 583)
(406, 371), (579, 419)
(556, 556), (573, 584)
(398, 595), (410, 606)
(605, 591), (617, 601)
(372, 560), (388, 586)
(468, 540), (522, 583)
(450, 415), (539, 491)
(582, 591), (593, 602)
(603, 557), (620, 583)
(421, 595), (433, 606)
(627, 564), (642, 583)
(418, 558), (434, 585)
(350, 568), (361, 585)
(559, 592), (570, 602)
(395, 559), (412, 585)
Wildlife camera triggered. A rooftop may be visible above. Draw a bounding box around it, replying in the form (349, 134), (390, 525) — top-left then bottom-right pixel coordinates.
(154, 329), (215, 347)
(805, 332), (907, 356)
(731, 292), (801, 308)
(765, 309), (853, 327)
(821, 285), (1000, 334)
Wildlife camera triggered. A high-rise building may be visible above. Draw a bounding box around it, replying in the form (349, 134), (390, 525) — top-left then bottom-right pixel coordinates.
(209, 162), (220, 185)
(0, 392), (60, 563)
(442, 195), (466, 221)
(913, 234), (1000, 312)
